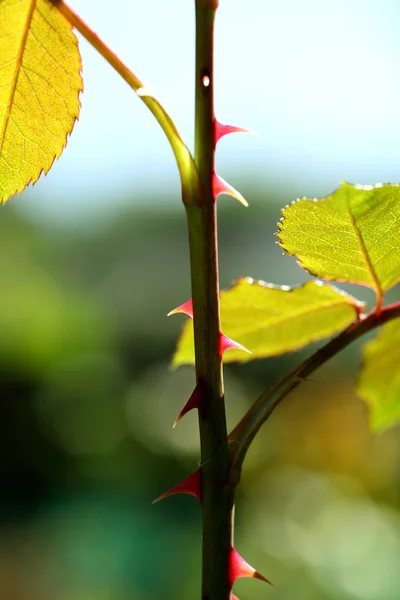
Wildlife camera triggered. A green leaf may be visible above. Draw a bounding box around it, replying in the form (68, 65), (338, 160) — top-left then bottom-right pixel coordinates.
(0, 0), (82, 203)
(278, 182), (400, 303)
(172, 279), (363, 367)
(357, 319), (400, 432)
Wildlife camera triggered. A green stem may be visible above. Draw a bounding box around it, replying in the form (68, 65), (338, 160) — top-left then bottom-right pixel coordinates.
(229, 301), (400, 485)
(184, 2), (233, 599)
(51, 0), (202, 206)
(55, 0), (233, 595)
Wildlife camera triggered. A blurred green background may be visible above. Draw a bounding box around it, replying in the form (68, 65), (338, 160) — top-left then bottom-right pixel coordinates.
(3, 1), (400, 599)
(2, 184), (400, 600)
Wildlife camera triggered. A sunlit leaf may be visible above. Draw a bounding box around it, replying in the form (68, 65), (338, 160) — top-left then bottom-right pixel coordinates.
(278, 183), (400, 302)
(0, 0), (82, 203)
(357, 319), (400, 432)
(172, 279), (363, 367)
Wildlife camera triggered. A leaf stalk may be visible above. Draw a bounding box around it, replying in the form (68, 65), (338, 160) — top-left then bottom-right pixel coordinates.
(50, 0), (202, 205)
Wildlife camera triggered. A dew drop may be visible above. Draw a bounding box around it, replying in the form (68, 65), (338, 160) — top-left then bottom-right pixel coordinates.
(202, 74), (210, 87)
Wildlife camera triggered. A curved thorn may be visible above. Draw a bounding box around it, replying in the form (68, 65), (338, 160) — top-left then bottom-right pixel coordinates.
(215, 119), (255, 144)
(229, 548), (273, 587)
(220, 333), (251, 356)
(230, 595), (240, 600)
(212, 173), (248, 207)
(167, 298), (193, 318)
(153, 470), (201, 504)
(173, 383), (203, 428)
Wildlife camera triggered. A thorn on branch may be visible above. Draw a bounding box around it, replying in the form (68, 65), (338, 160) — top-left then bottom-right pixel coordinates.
(214, 119), (254, 144)
(173, 382), (204, 427)
(153, 469), (201, 504)
(220, 333), (251, 357)
(168, 298), (193, 319)
(212, 173), (248, 207)
(229, 547), (273, 588)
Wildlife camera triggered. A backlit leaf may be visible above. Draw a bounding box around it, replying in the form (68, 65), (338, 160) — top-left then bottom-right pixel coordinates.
(0, 0), (82, 203)
(278, 183), (400, 303)
(172, 279), (363, 367)
(357, 319), (400, 432)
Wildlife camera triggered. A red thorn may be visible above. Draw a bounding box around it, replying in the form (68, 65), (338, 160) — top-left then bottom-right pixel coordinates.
(153, 470), (201, 504)
(215, 119), (254, 144)
(220, 333), (251, 357)
(212, 173), (248, 207)
(173, 383), (203, 428)
(229, 548), (273, 587)
(230, 595), (239, 600)
(167, 298), (193, 319)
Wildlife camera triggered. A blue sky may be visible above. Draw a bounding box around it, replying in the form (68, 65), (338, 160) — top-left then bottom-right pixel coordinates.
(16, 0), (400, 224)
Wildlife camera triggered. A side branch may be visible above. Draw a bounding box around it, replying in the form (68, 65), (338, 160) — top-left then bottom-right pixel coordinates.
(50, 0), (202, 205)
(229, 301), (400, 485)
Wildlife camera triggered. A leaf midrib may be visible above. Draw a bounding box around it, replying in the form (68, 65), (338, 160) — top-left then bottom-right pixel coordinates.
(344, 190), (382, 302)
(0, 0), (36, 157)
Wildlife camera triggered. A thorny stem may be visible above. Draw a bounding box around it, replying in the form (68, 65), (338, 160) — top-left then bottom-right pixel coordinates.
(229, 301), (400, 485)
(54, 0), (233, 596)
(184, 1), (234, 599)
